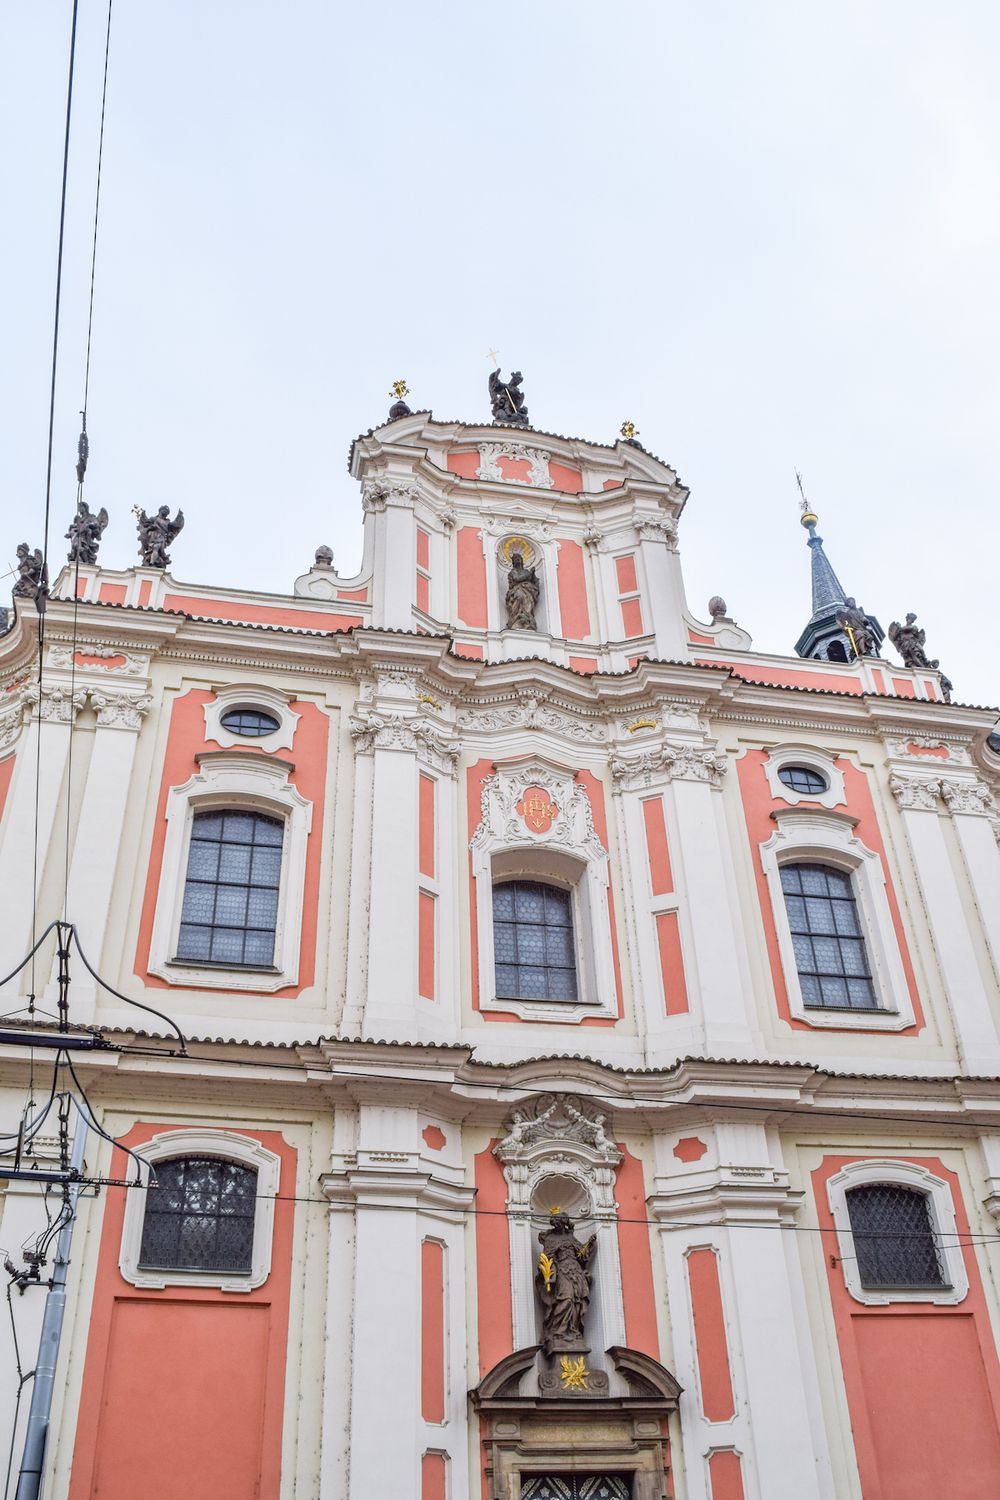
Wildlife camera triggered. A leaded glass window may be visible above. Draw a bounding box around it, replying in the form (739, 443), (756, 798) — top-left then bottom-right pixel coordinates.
(779, 862), (877, 1009)
(176, 810), (283, 967)
(139, 1156), (257, 1274)
(846, 1183), (948, 1290)
(219, 707), (280, 737)
(777, 764), (828, 795)
(493, 880), (578, 1002)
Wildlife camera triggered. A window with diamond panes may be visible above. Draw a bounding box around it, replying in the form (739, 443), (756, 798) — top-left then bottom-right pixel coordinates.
(846, 1183), (948, 1290)
(176, 810), (283, 967)
(138, 1156), (257, 1274)
(779, 862), (877, 1009)
(777, 764), (828, 795)
(493, 880), (578, 1002)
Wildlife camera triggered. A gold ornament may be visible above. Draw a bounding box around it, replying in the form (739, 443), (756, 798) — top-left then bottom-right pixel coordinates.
(559, 1355), (590, 1390)
(499, 535), (535, 568)
(538, 1251), (556, 1293)
(620, 420), (639, 441)
(389, 379), (409, 401)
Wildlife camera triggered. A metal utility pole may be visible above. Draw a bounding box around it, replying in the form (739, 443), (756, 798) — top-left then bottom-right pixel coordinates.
(13, 1122), (88, 1500)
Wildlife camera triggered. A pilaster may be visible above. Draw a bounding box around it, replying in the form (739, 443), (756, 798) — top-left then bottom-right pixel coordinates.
(648, 1123), (831, 1500)
(888, 771), (1000, 1071)
(320, 1102), (473, 1500)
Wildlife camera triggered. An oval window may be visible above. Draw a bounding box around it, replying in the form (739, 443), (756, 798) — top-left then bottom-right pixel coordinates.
(777, 764), (828, 796)
(220, 708), (280, 738)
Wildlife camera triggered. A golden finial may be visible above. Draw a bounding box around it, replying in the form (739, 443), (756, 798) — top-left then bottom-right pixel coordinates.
(131, 504), (143, 520)
(620, 419), (639, 441)
(389, 379), (409, 401)
(487, 347), (499, 366)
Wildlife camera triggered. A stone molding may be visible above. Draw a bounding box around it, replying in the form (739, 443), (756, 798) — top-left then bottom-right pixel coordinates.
(470, 760), (606, 859)
(890, 771), (997, 817)
(609, 741), (728, 792)
(90, 690), (153, 730)
(348, 708), (458, 775)
(632, 512), (679, 550)
(476, 442), (554, 489)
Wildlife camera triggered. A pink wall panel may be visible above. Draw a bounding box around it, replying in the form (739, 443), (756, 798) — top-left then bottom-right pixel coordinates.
(421, 1240), (445, 1422)
(456, 527), (488, 628)
(687, 1248), (736, 1421)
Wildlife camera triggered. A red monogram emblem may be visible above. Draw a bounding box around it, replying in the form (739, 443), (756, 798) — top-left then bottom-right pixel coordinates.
(516, 786), (558, 834)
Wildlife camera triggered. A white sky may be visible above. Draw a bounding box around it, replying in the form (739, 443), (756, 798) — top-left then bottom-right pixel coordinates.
(3, 2), (998, 708)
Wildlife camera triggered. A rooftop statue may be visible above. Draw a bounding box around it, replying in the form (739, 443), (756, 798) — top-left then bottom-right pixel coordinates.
(836, 597), (876, 659)
(536, 1211), (596, 1357)
(889, 612), (954, 701)
(12, 543), (46, 603)
(888, 612), (933, 671)
(505, 550), (540, 631)
(66, 499), (109, 565)
(489, 367), (529, 428)
(136, 505), (184, 569)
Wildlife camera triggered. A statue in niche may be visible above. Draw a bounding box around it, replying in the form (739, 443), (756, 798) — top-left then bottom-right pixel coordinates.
(536, 1211), (596, 1357)
(136, 504), (184, 568)
(12, 544), (46, 602)
(66, 499), (109, 564)
(836, 597), (876, 659)
(489, 368), (529, 427)
(888, 612), (936, 671)
(504, 549), (540, 631)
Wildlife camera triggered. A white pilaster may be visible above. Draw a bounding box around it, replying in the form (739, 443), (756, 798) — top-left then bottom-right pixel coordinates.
(649, 1124), (831, 1500)
(321, 1103), (474, 1500)
(62, 696), (150, 1018)
(890, 778), (1000, 1071)
(634, 520), (688, 660)
(0, 689), (83, 985)
(667, 769), (760, 1057)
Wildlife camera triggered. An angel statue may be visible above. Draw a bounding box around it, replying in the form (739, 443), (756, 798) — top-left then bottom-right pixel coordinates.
(504, 549), (540, 631)
(536, 1211), (596, 1358)
(136, 504), (184, 568)
(12, 543), (46, 602)
(66, 499), (109, 565)
(888, 613), (935, 671)
(489, 367), (529, 427)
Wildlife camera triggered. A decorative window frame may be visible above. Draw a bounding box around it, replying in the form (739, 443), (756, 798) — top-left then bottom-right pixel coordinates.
(763, 744), (846, 809)
(759, 806), (915, 1030)
(148, 749), (312, 991)
(826, 1158), (968, 1306)
(204, 683), (299, 753)
(119, 1127), (281, 1292)
(470, 758), (615, 1023)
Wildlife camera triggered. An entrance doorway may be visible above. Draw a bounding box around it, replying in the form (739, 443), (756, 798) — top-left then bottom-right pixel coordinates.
(521, 1480), (631, 1500)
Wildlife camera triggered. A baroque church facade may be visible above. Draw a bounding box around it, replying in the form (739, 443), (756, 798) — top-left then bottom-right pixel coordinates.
(1, 388), (999, 1500)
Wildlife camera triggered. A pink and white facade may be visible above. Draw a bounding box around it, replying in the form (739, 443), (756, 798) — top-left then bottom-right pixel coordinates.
(0, 408), (999, 1499)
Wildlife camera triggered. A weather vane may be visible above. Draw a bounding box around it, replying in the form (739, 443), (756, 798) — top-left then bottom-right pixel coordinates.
(795, 469), (810, 515)
(620, 420), (639, 442)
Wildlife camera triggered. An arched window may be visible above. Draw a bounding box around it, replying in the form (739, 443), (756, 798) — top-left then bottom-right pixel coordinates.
(826, 640), (848, 662)
(846, 1183), (948, 1290)
(138, 1156), (258, 1274)
(493, 880), (578, 1002)
(176, 809), (283, 967)
(779, 862), (876, 1009)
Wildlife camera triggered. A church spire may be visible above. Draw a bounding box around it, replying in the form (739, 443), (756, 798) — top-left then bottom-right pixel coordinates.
(792, 478), (883, 662)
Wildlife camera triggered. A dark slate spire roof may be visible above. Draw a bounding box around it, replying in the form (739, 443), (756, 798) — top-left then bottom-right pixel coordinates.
(804, 513), (848, 619)
(793, 504), (884, 662)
